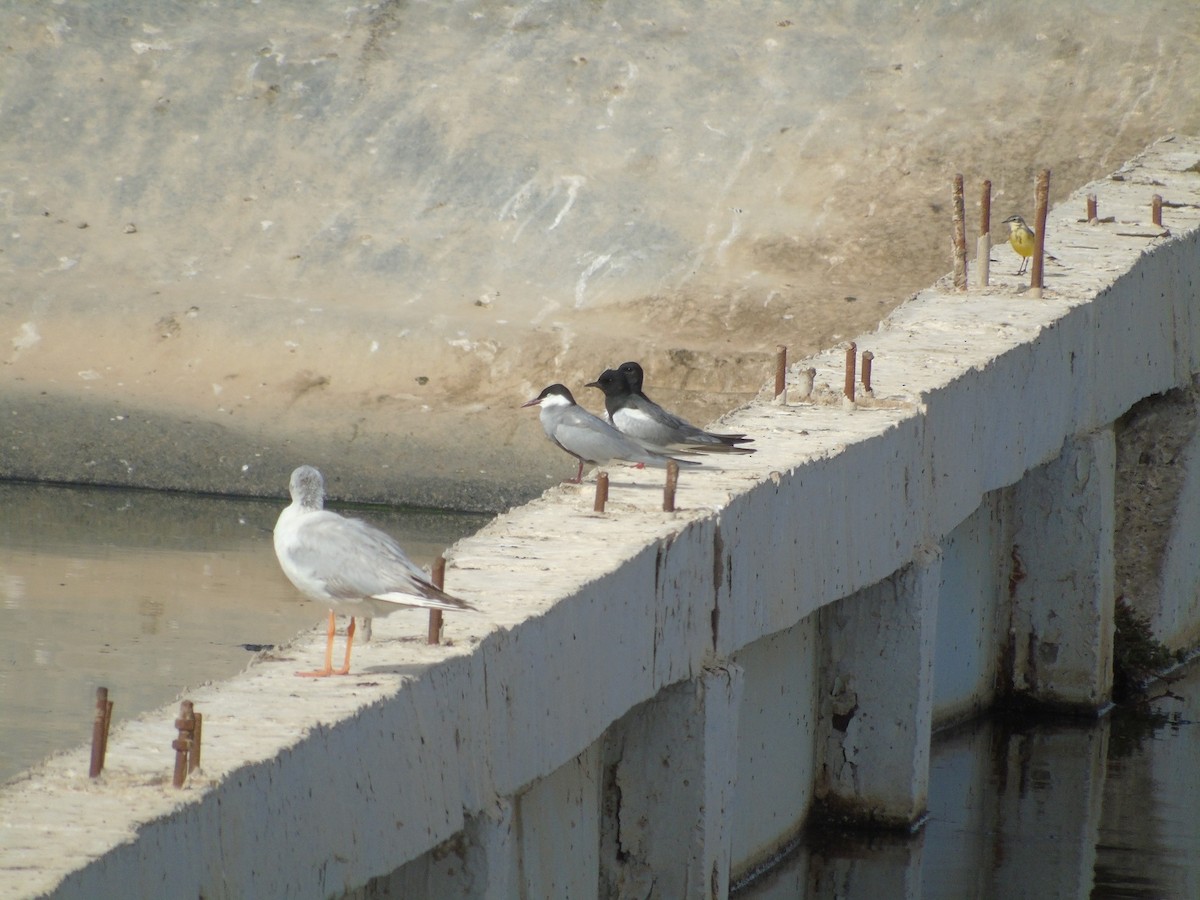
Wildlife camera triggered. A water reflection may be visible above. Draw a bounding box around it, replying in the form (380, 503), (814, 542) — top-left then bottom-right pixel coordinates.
(0, 481), (486, 784)
(737, 665), (1199, 898)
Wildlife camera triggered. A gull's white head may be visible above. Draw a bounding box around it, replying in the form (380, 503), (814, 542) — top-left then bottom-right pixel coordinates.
(289, 465), (326, 509)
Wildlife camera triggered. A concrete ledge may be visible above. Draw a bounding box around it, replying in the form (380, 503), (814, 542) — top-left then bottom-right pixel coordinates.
(3, 136), (1200, 897)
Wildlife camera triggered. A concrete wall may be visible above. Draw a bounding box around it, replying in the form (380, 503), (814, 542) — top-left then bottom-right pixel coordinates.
(3, 137), (1200, 898)
(932, 492), (1009, 724)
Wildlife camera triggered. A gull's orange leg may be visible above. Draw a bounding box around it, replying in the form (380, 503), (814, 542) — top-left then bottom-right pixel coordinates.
(333, 617), (357, 676)
(296, 610), (337, 677)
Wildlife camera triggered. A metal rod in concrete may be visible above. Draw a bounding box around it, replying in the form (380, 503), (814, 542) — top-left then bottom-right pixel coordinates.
(663, 461), (679, 513)
(1152, 194), (1163, 227)
(1087, 193), (1098, 222)
(952, 174), (967, 290)
(427, 557), (447, 645)
(977, 180), (992, 287)
(190, 714), (203, 773)
(89, 686), (109, 778)
(172, 701), (195, 788)
(774, 345), (787, 399)
(861, 350), (874, 394)
(844, 342), (857, 401)
(594, 472), (609, 512)
(1031, 169), (1051, 296)
(980, 179), (992, 236)
(101, 698), (113, 771)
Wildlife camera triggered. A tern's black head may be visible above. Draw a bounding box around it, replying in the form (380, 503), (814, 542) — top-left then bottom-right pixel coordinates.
(522, 383), (576, 408)
(584, 368), (631, 399)
(616, 361), (646, 394)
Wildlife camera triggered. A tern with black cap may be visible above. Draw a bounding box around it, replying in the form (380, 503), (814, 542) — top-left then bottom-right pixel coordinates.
(522, 383), (698, 483)
(586, 361), (754, 453)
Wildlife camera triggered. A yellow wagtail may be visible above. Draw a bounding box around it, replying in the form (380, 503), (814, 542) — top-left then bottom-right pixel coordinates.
(1001, 214), (1036, 275)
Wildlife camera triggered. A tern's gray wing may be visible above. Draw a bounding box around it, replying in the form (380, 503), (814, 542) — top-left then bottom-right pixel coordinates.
(290, 512), (469, 610)
(550, 404), (669, 467)
(617, 395), (753, 451)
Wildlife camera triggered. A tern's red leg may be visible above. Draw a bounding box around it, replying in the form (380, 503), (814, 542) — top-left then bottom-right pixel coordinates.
(569, 459), (584, 484)
(296, 610), (337, 677)
(333, 617), (357, 676)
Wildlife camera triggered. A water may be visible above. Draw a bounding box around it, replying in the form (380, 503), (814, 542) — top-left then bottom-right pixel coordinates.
(0, 481), (487, 784)
(738, 664), (1200, 898)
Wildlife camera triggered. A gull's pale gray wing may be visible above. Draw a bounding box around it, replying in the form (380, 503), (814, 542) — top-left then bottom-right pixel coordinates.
(289, 512), (471, 610)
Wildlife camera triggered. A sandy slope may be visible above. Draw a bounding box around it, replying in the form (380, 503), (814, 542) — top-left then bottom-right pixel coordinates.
(2, 1), (1198, 510)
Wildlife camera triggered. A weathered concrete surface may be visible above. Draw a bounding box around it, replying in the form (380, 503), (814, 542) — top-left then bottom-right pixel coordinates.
(1011, 429), (1116, 708)
(729, 619), (818, 877)
(602, 666), (743, 900)
(815, 557), (939, 827)
(932, 491), (1010, 726)
(3, 1), (1199, 510)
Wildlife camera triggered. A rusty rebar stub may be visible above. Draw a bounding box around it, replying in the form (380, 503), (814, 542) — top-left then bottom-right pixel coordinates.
(190, 714), (203, 773)
(594, 472), (609, 512)
(1031, 169), (1051, 295)
(844, 343), (857, 401)
(89, 686), (110, 779)
(663, 461), (679, 513)
(172, 701), (195, 788)
(952, 174), (967, 291)
(980, 180), (992, 237)
(427, 557), (447, 645)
